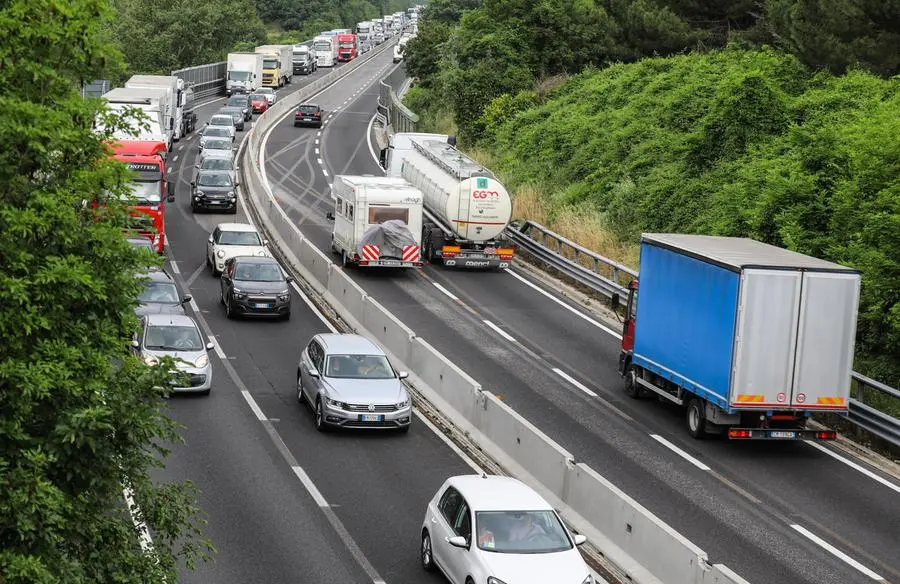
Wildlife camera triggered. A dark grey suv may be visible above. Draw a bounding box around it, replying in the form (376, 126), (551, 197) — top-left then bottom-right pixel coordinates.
(220, 256), (292, 320)
(225, 94), (252, 121)
(191, 170), (238, 213)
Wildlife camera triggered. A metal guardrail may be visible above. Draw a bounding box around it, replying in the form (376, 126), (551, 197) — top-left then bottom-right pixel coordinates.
(378, 78), (418, 132)
(507, 219), (900, 447)
(171, 61), (226, 99)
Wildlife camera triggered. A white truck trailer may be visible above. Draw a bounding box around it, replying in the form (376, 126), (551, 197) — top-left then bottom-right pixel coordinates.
(313, 35), (338, 67)
(255, 45), (293, 88)
(101, 86), (173, 151)
(383, 133), (516, 269)
(226, 52), (264, 96)
(328, 176), (424, 269)
(124, 75), (194, 141)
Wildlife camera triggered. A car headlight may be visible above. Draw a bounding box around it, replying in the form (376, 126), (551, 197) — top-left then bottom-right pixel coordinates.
(325, 397), (344, 408)
(227, 191), (235, 199)
(487, 578), (509, 584)
(143, 355), (159, 366)
(233, 288), (247, 299)
(216, 249), (226, 258)
(396, 400), (409, 409)
(194, 354), (209, 368)
(277, 291), (290, 302)
(196, 190), (205, 197)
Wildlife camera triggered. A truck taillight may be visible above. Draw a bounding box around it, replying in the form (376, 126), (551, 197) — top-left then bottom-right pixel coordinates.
(816, 431), (836, 440)
(442, 245), (460, 258)
(728, 429), (752, 439)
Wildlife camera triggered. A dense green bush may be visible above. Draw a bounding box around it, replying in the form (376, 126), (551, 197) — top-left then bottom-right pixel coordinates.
(487, 48), (899, 383)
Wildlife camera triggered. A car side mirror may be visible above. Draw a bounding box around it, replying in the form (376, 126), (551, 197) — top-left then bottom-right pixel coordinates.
(233, 147), (237, 153)
(326, 211), (335, 221)
(447, 536), (468, 549)
(131, 339), (140, 349)
(208, 235), (214, 243)
(573, 534), (587, 546)
(308, 368), (320, 379)
(262, 239), (268, 246)
(206, 342), (215, 351)
(190, 181), (196, 188)
(398, 371), (409, 380)
(235, 180), (241, 187)
(195, 164), (200, 169)
(181, 295), (192, 304)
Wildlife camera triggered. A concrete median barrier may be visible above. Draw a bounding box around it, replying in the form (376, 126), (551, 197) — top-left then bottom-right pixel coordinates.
(410, 337), (482, 421)
(298, 238), (330, 295)
(362, 297), (415, 364)
(326, 268), (368, 325)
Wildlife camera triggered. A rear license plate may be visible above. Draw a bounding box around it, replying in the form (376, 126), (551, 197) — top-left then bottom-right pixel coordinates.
(464, 254), (486, 260)
(359, 414), (383, 422)
(769, 431), (796, 439)
(380, 260), (400, 266)
(254, 303), (272, 309)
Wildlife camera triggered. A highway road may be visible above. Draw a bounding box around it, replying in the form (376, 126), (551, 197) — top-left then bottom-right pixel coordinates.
(155, 47), (482, 584)
(256, 45), (900, 584)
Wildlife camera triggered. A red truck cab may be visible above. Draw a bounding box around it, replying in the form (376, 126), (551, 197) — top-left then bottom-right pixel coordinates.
(110, 140), (174, 254)
(337, 34), (357, 62)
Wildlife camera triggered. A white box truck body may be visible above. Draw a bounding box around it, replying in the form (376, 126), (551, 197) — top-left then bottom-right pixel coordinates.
(255, 45), (293, 88)
(313, 36), (338, 67)
(124, 75), (184, 141)
(330, 175), (424, 269)
(226, 52), (264, 96)
(101, 86), (172, 150)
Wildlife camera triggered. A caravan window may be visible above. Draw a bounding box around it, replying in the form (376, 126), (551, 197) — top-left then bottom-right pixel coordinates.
(368, 207), (408, 225)
(348, 204), (354, 220)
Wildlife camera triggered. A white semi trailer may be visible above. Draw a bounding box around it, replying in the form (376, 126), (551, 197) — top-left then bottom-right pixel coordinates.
(383, 133), (516, 269)
(101, 86), (173, 151)
(124, 75), (195, 141)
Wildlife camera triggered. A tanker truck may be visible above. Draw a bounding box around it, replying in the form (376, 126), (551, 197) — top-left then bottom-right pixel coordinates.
(382, 133), (516, 269)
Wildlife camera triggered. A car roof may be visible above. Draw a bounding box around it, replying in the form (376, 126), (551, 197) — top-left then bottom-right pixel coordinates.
(233, 255), (278, 265)
(316, 333), (384, 356)
(145, 313), (198, 328)
(139, 269), (176, 283)
(216, 222), (257, 233)
(220, 106), (241, 112)
(202, 150), (233, 160)
(446, 475), (553, 511)
(210, 115), (233, 122)
(198, 168), (232, 175)
(298, 103), (320, 108)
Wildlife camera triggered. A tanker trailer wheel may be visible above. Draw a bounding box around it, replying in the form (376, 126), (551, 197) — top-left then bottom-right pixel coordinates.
(686, 397), (708, 439)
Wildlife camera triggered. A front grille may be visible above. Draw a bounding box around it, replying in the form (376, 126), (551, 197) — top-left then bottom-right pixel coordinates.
(344, 420), (398, 428)
(247, 295), (276, 303)
(345, 403), (398, 412)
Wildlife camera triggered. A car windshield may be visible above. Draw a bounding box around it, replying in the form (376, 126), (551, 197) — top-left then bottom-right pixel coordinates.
(325, 354), (394, 379)
(227, 97), (247, 107)
(122, 180), (162, 204)
(198, 173), (233, 187)
(138, 282), (180, 304)
(475, 511), (572, 554)
(218, 231), (261, 246)
(201, 158), (233, 171)
(233, 262), (283, 282)
(259, 88), (273, 95)
(249, 94), (265, 102)
(210, 116), (232, 127)
(144, 325), (203, 351)
(227, 71), (251, 81)
(204, 127), (230, 138)
(205, 139), (231, 150)
(129, 238), (154, 250)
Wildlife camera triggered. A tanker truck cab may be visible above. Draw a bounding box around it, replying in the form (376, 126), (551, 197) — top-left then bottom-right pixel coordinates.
(328, 175), (424, 269)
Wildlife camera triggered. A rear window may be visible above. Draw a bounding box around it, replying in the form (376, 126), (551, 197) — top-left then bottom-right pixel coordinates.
(298, 105), (319, 114)
(210, 116), (232, 126)
(369, 207), (409, 224)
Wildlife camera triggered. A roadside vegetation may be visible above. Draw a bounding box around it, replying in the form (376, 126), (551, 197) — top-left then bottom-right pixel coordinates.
(0, 1), (211, 581)
(403, 0), (900, 386)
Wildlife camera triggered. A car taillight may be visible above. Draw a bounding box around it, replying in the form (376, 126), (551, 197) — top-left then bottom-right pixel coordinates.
(314, 112), (321, 117)
(728, 429), (752, 439)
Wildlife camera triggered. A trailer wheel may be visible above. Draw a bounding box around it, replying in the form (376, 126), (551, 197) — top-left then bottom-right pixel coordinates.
(686, 398), (707, 439)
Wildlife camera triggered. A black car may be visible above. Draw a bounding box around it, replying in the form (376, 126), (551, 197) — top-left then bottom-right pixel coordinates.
(191, 170), (238, 214)
(217, 107), (245, 131)
(136, 269), (191, 315)
(294, 103), (323, 128)
(226, 94), (252, 121)
(220, 256), (292, 320)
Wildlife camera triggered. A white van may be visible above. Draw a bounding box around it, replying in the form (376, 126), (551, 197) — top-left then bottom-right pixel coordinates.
(328, 175), (424, 269)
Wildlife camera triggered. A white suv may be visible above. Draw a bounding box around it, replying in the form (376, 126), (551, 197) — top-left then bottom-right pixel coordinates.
(206, 222), (270, 276)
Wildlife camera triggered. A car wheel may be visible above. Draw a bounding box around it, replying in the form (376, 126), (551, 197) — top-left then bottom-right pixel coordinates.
(399, 424), (411, 434)
(282, 310), (291, 321)
(420, 530), (435, 572)
(200, 388), (211, 396)
(297, 373), (305, 404)
(225, 296), (235, 319)
(315, 398), (328, 432)
(229, 205), (238, 215)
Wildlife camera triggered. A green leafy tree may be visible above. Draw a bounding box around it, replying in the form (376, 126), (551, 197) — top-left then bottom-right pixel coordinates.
(404, 20), (452, 86)
(422, 0), (483, 22)
(0, 1), (211, 582)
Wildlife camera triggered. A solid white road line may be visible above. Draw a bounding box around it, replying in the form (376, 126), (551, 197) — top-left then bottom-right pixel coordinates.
(122, 485), (154, 552)
(366, 112), (383, 169)
(317, 157), (323, 165)
(240, 390), (267, 421)
(169, 260), (180, 274)
(207, 334), (227, 360)
(292, 466), (329, 507)
(188, 298), (200, 313)
(552, 368), (598, 398)
(289, 281), (338, 333)
(791, 524), (885, 581)
(483, 320), (517, 343)
(805, 441), (900, 495)
(650, 434), (711, 471)
(432, 282), (460, 302)
(505, 268), (622, 340)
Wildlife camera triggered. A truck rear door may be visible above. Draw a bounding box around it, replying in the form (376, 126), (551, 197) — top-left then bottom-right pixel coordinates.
(790, 272), (859, 409)
(731, 269), (802, 408)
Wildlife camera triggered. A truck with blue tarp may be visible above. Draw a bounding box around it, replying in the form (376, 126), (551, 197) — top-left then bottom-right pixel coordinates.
(618, 234), (860, 440)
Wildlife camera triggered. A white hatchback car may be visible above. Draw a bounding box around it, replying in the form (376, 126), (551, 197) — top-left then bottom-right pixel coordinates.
(421, 475), (592, 584)
(206, 114), (236, 139)
(256, 87), (277, 105)
(206, 222), (270, 276)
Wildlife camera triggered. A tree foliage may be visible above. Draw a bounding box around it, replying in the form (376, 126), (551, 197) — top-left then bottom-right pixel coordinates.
(111, 0), (267, 75)
(0, 1), (210, 581)
(255, 0), (418, 34)
(485, 49), (900, 383)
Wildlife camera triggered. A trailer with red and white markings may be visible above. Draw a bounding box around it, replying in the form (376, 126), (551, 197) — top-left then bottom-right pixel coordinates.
(328, 175), (424, 269)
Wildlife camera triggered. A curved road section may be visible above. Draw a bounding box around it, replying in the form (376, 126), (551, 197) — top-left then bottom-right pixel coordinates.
(255, 47), (900, 584)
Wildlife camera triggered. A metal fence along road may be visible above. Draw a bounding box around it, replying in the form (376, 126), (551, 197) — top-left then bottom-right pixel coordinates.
(171, 61), (226, 99)
(378, 78), (418, 133)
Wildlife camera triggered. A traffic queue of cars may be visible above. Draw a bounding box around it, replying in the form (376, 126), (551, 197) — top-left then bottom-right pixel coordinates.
(128, 26), (595, 582)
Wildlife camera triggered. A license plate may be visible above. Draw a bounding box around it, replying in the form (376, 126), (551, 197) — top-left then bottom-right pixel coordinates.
(359, 414), (383, 422)
(380, 260), (400, 266)
(254, 303), (271, 309)
(769, 431), (796, 439)
(464, 254), (486, 260)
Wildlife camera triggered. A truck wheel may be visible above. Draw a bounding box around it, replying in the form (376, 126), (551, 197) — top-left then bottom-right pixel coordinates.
(686, 398), (707, 439)
(624, 366), (641, 399)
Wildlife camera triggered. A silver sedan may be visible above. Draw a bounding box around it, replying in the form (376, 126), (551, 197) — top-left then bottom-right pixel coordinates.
(297, 333), (411, 432)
